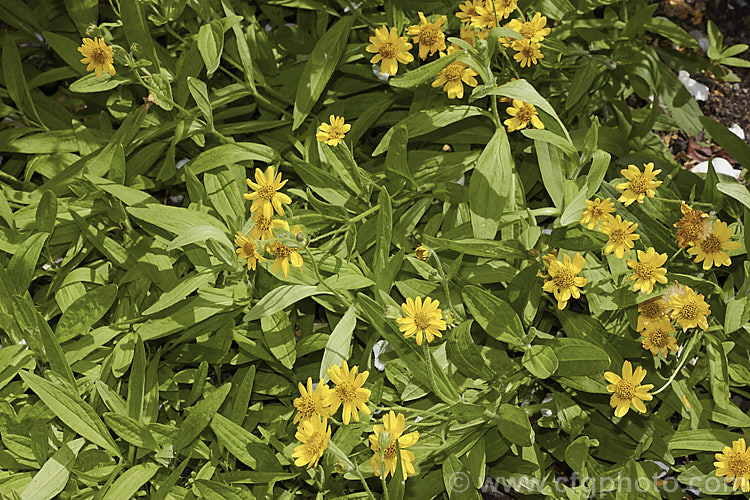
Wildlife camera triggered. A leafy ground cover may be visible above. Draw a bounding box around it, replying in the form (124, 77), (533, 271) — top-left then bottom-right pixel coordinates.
(1, 0), (750, 499)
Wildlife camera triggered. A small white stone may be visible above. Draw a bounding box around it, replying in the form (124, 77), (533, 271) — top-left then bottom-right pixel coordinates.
(414, 416), (423, 422)
(689, 29), (709, 52)
(677, 71), (708, 101)
(454, 174), (465, 186)
(373, 340), (389, 371)
(729, 123), (746, 140)
(175, 159), (189, 170)
(372, 64), (390, 82)
(692, 157), (740, 178)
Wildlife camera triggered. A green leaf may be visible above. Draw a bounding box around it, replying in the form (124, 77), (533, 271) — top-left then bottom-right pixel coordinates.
(717, 182), (750, 209)
(198, 20), (225, 77)
(173, 383), (232, 454)
(120, 0), (159, 68)
(374, 188), (393, 273)
(535, 141), (564, 208)
(105, 462), (160, 500)
(442, 453), (478, 500)
(69, 73), (128, 93)
(389, 50), (463, 89)
(373, 106), (493, 156)
(7, 232), (48, 294)
(551, 338), (611, 376)
(446, 320), (494, 380)
(128, 334), (146, 422)
(495, 404), (533, 447)
(20, 438), (84, 500)
(210, 414), (278, 469)
(462, 286), (524, 345)
(103, 413), (159, 451)
(469, 127), (513, 239)
(522, 345), (558, 379)
(261, 311), (297, 370)
(243, 285), (332, 322)
(319, 305), (357, 380)
(19, 371), (120, 456)
(292, 16), (354, 129)
(699, 116), (750, 169)
(188, 143), (279, 174)
(55, 284), (118, 343)
(35, 190), (57, 234)
(187, 77), (213, 131)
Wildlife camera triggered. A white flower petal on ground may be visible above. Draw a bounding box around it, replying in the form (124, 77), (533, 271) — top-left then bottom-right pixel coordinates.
(692, 157), (740, 178)
(729, 123), (745, 140)
(373, 339), (390, 371)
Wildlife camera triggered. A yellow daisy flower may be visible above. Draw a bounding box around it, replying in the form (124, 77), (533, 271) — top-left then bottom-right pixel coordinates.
(493, 0), (519, 19)
(600, 214), (640, 258)
(505, 13), (551, 44)
(369, 411), (420, 479)
(78, 37), (116, 78)
(470, 4), (500, 30)
(687, 220), (741, 270)
(460, 27), (477, 46)
(604, 360), (654, 418)
(674, 202), (709, 248)
(268, 225), (304, 278)
(292, 415), (330, 468)
(668, 285), (710, 330)
(249, 213), (289, 241)
(234, 232), (264, 271)
(504, 99), (544, 132)
(396, 296), (447, 345)
(637, 296), (667, 331)
(714, 437), (750, 493)
(244, 166), (293, 219)
(615, 162), (662, 206)
(293, 377), (333, 425)
(513, 39), (543, 67)
(365, 26), (414, 76)
(456, 0), (484, 25)
(541, 252), (588, 310)
(639, 317), (678, 357)
(407, 12), (448, 60)
(580, 198), (616, 229)
(316, 115), (351, 147)
(415, 245), (430, 261)
(431, 60), (479, 99)
(324, 361), (371, 425)
(625, 247), (668, 294)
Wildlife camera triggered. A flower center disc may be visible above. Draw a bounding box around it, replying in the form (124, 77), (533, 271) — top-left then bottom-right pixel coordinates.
(610, 229), (626, 244)
(700, 234), (723, 254)
(420, 25), (440, 45)
(636, 262), (655, 280)
(91, 48), (108, 64)
(379, 42), (397, 59)
(444, 63), (465, 81)
(615, 380), (636, 400)
(243, 241), (257, 255)
(650, 329), (668, 347)
(384, 441), (398, 461)
(258, 186), (276, 200)
(413, 312), (432, 330)
(298, 397), (316, 418)
(335, 382), (356, 402)
(729, 454), (750, 476)
(271, 242), (292, 258)
(629, 175), (649, 194)
(306, 431), (325, 456)
(680, 303), (698, 320)
(517, 105), (534, 122)
(553, 268), (575, 288)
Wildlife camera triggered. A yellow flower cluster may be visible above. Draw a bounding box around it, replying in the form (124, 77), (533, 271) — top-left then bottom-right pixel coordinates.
(235, 166), (303, 277)
(673, 202), (740, 270)
(292, 361), (371, 468)
(540, 252), (587, 310)
(396, 296), (447, 345)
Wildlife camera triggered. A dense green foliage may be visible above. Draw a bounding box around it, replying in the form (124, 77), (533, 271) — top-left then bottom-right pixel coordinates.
(1, 0), (750, 498)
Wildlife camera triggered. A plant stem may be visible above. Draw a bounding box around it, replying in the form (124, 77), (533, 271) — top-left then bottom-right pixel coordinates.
(309, 204), (381, 243)
(652, 331), (702, 395)
(326, 440), (376, 500)
(422, 342), (440, 397)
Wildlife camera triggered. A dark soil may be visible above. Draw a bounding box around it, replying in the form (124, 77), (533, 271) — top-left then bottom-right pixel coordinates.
(656, 0), (750, 167)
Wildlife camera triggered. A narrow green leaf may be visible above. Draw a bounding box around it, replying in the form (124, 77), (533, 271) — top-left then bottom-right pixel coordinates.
(103, 413), (159, 451)
(292, 17), (354, 129)
(174, 383), (232, 454)
(20, 438), (84, 500)
(20, 371), (120, 456)
(462, 286), (524, 345)
(374, 188), (393, 273)
(495, 404), (533, 447)
(7, 232), (48, 294)
(187, 77), (213, 130)
(56, 284), (118, 343)
(128, 334), (146, 422)
(469, 128), (513, 239)
(243, 285), (332, 322)
(105, 462), (160, 500)
(261, 312), (297, 369)
(319, 305), (357, 380)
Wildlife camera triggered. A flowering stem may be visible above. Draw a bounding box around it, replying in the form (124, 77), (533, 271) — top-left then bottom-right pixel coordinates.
(422, 342), (440, 397)
(308, 205), (381, 243)
(380, 459), (390, 500)
(651, 197), (714, 209)
(301, 246), (351, 306)
(326, 440), (376, 500)
(651, 331), (702, 395)
(374, 405), (451, 420)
